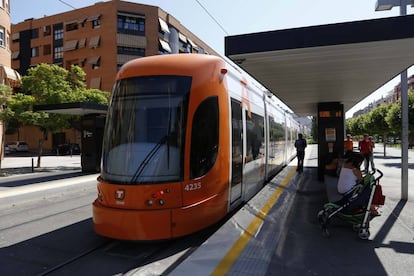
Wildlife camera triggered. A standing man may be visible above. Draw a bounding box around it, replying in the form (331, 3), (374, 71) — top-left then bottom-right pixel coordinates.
(344, 134), (354, 155)
(358, 134), (373, 173)
(295, 133), (307, 173)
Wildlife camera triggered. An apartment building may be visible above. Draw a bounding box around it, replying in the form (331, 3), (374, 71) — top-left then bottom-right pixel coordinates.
(11, 0), (220, 92)
(8, 0), (220, 152)
(1, 0), (20, 88)
(1, 0), (21, 157)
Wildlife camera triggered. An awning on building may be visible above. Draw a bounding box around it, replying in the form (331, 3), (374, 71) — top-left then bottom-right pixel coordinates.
(89, 36), (100, 48)
(178, 33), (187, 43)
(78, 38), (86, 48)
(87, 14), (101, 22)
(88, 56), (101, 65)
(89, 77), (101, 89)
(65, 19), (78, 25)
(11, 51), (19, 60)
(159, 39), (172, 53)
(63, 40), (78, 51)
(187, 38), (197, 48)
(11, 32), (19, 41)
(158, 18), (170, 34)
(1, 65), (21, 81)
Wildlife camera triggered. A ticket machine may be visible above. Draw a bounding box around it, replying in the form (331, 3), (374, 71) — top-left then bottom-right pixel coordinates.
(81, 114), (105, 172)
(317, 102), (344, 180)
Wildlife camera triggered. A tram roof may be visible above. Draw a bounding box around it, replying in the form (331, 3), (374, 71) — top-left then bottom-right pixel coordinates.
(225, 15), (414, 117)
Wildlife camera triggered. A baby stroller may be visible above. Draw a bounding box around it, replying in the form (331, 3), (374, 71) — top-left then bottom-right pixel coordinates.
(317, 169), (385, 239)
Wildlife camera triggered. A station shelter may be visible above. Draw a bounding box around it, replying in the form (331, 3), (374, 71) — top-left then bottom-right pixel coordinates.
(34, 102), (107, 173)
(224, 14), (414, 183)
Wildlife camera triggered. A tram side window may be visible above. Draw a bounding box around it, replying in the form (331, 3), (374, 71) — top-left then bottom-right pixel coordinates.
(269, 116), (285, 158)
(246, 112), (264, 162)
(190, 96), (219, 179)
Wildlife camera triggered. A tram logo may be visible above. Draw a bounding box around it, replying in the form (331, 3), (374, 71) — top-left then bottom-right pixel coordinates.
(115, 189), (125, 200)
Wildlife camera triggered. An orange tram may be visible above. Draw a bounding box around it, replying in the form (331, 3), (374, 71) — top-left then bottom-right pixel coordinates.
(93, 54), (300, 241)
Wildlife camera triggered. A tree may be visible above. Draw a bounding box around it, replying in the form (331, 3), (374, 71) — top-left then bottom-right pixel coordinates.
(0, 84), (13, 168)
(385, 102), (401, 137)
(365, 104), (390, 156)
(346, 114), (366, 137)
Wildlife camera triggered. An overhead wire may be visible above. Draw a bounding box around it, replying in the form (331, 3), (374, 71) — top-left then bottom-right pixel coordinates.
(193, 0), (229, 35)
(57, 0), (77, 10)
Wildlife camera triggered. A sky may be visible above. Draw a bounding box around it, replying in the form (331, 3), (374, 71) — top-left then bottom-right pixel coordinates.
(10, 0), (414, 117)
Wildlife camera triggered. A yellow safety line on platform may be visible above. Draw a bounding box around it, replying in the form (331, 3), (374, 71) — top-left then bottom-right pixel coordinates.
(211, 166), (297, 276)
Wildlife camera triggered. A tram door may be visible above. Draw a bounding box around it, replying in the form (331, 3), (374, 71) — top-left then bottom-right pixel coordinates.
(230, 99), (243, 204)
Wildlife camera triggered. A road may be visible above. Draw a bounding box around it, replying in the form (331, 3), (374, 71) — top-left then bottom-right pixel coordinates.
(0, 172), (217, 275)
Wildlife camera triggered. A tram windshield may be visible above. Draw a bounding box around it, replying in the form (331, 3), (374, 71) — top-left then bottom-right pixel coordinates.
(101, 76), (190, 184)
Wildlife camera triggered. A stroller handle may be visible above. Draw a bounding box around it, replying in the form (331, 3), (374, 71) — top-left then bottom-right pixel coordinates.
(374, 169), (383, 181)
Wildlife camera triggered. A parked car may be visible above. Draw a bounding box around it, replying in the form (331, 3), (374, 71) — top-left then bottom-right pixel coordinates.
(54, 143), (81, 155)
(8, 141), (29, 152)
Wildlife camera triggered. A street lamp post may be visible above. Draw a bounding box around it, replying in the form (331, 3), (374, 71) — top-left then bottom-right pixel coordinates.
(375, 0), (412, 200)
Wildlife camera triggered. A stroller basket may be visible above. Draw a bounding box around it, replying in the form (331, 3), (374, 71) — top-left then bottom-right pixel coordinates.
(317, 169), (385, 239)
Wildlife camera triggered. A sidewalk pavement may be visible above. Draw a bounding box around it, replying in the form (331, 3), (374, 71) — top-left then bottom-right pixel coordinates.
(0, 154), (83, 188)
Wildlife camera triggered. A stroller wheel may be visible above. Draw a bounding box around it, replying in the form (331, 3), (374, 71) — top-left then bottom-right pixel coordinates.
(317, 210), (328, 226)
(358, 228), (370, 240)
(352, 224), (360, 232)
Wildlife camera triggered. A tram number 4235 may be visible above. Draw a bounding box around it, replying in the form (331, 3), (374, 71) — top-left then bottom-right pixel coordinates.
(184, 182), (202, 191)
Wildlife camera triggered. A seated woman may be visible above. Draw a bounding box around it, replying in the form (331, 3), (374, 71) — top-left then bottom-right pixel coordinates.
(337, 153), (364, 195)
(337, 153), (379, 215)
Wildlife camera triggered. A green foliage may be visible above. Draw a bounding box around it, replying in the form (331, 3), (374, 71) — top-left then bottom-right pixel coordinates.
(366, 104), (389, 134)
(12, 64), (109, 132)
(385, 102), (401, 136)
(22, 63), (78, 104)
(78, 88), (110, 104)
(347, 89), (414, 138)
(0, 84), (13, 123)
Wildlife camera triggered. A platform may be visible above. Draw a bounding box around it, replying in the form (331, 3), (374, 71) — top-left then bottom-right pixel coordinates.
(169, 144), (414, 275)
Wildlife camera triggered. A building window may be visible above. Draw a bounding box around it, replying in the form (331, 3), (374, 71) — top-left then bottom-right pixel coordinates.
(88, 56), (101, 69)
(31, 28), (39, 39)
(117, 46), (145, 56)
(43, 44), (51, 55)
(87, 15), (101, 29)
(31, 46), (39, 57)
(54, 46), (63, 59)
(117, 12), (145, 35)
(66, 22), (78, 32)
(54, 28), (63, 40)
(0, 27), (4, 47)
(92, 19), (100, 29)
(43, 25), (52, 36)
(6, 32), (9, 50)
(43, 25), (51, 36)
